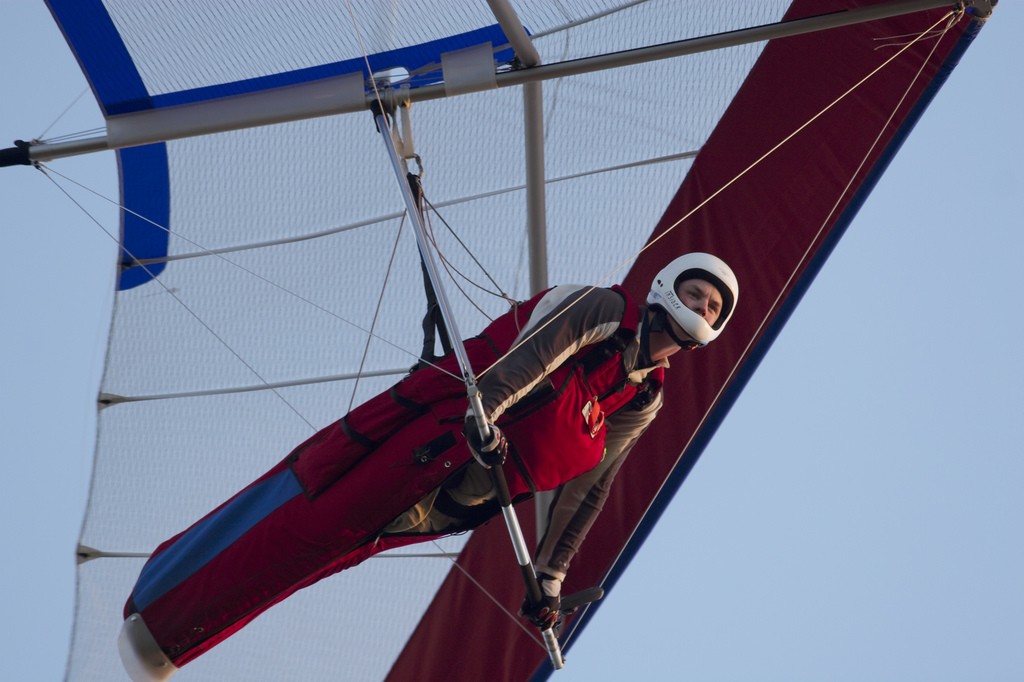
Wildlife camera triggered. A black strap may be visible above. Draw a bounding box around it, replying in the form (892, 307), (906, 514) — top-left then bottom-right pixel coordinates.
(576, 330), (631, 376)
(339, 416), (378, 450)
(409, 172), (454, 363)
(389, 385), (430, 414)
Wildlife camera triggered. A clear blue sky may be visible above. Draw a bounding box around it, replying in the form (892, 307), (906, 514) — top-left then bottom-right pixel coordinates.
(1, 3), (1021, 681)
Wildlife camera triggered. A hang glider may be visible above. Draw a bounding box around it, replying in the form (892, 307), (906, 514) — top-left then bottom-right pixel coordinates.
(3, 1), (996, 680)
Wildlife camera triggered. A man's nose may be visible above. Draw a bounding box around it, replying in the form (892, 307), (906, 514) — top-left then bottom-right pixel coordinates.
(691, 298), (709, 319)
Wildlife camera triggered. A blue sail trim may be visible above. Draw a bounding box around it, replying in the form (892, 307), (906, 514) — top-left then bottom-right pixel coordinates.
(48, 0), (150, 117)
(132, 469), (304, 613)
(150, 25), (515, 113)
(49, 3), (516, 288)
(49, 0), (513, 116)
(118, 144), (170, 290)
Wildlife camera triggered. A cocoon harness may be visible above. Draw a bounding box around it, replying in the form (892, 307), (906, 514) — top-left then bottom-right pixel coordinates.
(123, 285), (661, 668)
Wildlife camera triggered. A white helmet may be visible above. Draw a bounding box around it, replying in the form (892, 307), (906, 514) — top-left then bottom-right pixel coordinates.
(646, 252), (738, 346)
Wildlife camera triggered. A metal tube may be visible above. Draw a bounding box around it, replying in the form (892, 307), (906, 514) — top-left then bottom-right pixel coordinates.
(501, 505), (535, 567)
(523, 81), (548, 296)
(485, 0), (541, 67)
(523, 78), (555, 541)
(475, 6), (576, 659)
(481, 0), (958, 89)
(14, 135), (109, 163)
(490, 460), (566, 669)
(374, 110), (477, 389)
(12, 0), (958, 163)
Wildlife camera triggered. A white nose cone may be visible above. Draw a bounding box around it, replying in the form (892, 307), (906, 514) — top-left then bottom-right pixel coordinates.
(118, 613), (178, 681)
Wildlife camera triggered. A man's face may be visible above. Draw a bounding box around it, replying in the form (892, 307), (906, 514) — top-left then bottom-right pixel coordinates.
(648, 278), (725, 361)
(676, 278), (723, 329)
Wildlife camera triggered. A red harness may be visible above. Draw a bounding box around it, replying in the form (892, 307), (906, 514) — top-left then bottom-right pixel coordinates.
(127, 286), (664, 665)
(288, 285), (661, 498)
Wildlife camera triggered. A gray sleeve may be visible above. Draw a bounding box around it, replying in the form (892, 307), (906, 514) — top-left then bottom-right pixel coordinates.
(533, 390), (663, 581)
(477, 286), (626, 421)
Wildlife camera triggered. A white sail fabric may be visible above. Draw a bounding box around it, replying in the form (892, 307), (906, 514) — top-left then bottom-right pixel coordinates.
(65, 1), (793, 679)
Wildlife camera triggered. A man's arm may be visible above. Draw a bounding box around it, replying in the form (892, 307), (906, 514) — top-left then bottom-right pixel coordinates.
(477, 285), (626, 422)
(533, 391), (663, 581)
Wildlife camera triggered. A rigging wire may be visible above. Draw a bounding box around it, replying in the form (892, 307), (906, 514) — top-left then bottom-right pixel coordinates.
(35, 128), (108, 144)
(531, 0), (652, 41)
(419, 195), (513, 321)
(422, 193), (513, 300)
(342, 0), (536, 639)
(423, 11), (964, 653)
(605, 10), (960, 283)
(428, 539), (549, 651)
(36, 164), (462, 389)
(346, 213), (407, 414)
(42, 0), (963, 653)
(472, 7), (961, 384)
(123, 150), (697, 267)
(566, 9), (965, 639)
(341, 0), (486, 367)
(35, 165), (319, 432)
(731, 9), (961, 392)
(340, 0), (509, 341)
(406, 182), (500, 323)
(339, 0), (497, 366)
(343, 0), (387, 114)
(805, 15), (960, 271)
(872, 27), (951, 49)
(36, 86), (92, 142)
(406, 19), (963, 624)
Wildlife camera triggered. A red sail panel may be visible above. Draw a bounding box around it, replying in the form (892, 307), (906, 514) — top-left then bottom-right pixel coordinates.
(388, 3), (983, 681)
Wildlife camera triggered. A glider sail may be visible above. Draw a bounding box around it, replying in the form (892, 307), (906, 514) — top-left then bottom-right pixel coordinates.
(19, 1), (990, 679)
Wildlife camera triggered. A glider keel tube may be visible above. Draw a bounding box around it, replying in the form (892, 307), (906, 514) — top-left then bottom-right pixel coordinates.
(8, 0), (965, 165)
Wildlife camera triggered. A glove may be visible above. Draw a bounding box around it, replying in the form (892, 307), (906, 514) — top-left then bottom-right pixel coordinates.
(464, 419), (507, 468)
(520, 573), (562, 630)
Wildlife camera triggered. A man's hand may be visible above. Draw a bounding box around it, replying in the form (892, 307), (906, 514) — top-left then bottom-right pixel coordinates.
(520, 573), (562, 630)
(464, 419), (508, 468)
